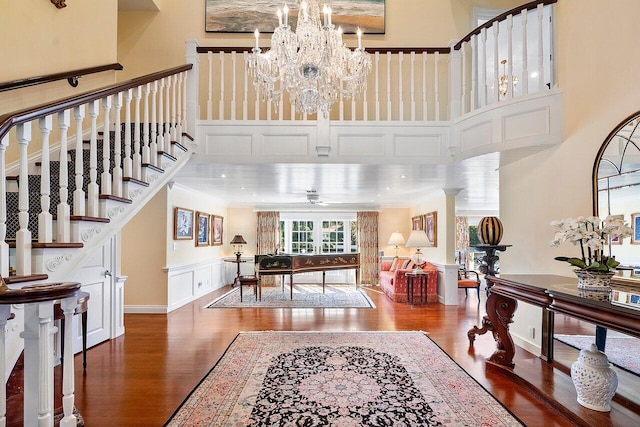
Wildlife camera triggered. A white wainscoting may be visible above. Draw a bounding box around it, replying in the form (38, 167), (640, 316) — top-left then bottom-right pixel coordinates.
(125, 259), (226, 314)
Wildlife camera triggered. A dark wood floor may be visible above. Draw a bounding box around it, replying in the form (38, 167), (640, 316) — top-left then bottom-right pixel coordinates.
(66, 285), (639, 426)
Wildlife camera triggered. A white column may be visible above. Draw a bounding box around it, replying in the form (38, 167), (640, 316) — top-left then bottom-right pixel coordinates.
(59, 296), (78, 427)
(87, 100), (100, 217)
(73, 105), (86, 217)
(16, 123), (32, 275)
(57, 110), (71, 242)
(38, 116), (53, 243)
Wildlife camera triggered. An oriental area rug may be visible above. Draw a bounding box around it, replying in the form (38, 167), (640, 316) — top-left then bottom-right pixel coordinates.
(555, 334), (640, 376)
(206, 284), (375, 309)
(165, 331), (523, 426)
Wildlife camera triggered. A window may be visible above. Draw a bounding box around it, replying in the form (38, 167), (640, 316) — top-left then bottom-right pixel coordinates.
(280, 212), (357, 254)
(291, 220), (314, 253)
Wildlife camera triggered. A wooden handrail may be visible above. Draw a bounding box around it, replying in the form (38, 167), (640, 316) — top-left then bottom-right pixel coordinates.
(0, 63), (124, 93)
(0, 63), (192, 142)
(196, 46), (451, 54)
(454, 0), (557, 50)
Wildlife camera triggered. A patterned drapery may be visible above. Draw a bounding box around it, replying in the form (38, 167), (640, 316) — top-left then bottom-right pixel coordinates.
(257, 211), (280, 285)
(455, 216), (469, 267)
(357, 211), (379, 285)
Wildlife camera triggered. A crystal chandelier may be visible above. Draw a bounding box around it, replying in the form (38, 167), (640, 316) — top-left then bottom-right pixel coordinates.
(498, 59), (519, 99)
(247, 0), (372, 116)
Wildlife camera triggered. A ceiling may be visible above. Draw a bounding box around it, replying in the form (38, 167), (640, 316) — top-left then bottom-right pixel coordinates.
(171, 152), (501, 215)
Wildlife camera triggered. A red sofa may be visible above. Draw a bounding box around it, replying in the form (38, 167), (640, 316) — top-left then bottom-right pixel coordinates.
(379, 258), (438, 303)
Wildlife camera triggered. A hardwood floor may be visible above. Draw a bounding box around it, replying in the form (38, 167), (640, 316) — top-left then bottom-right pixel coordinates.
(62, 285), (640, 426)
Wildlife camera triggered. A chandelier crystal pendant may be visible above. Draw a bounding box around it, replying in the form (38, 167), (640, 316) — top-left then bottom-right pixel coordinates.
(247, 1), (372, 117)
(498, 59), (519, 99)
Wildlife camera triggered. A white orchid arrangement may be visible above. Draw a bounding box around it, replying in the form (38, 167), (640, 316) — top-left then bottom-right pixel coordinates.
(550, 215), (633, 272)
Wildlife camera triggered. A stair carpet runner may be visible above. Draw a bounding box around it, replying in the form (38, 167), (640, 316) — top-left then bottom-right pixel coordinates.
(5, 123), (186, 241)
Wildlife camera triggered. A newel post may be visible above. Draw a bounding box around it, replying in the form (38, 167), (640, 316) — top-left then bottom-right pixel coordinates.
(448, 40), (462, 121)
(185, 39), (200, 145)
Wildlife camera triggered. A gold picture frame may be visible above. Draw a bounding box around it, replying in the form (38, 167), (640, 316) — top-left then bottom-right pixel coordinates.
(196, 211), (210, 247)
(174, 207), (194, 240)
(424, 211), (437, 247)
(211, 215), (223, 246)
(411, 215), (424, 231)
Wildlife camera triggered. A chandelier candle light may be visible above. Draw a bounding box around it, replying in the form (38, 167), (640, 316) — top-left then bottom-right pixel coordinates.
(248, 1), (372, 117)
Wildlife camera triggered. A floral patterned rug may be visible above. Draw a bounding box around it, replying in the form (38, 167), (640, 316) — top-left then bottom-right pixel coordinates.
(206, 284), (375, 309)
(165, 331), (523, 426)
(555, 334), (640, 376)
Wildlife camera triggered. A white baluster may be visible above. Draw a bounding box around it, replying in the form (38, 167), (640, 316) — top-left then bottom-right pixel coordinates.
(133, 87), (142, 180)
(59, 296), (78, 427)
(231, 51), (237, 120)
(386, 52), (391, 120)
(164, 78), (172, 153)
(124, 89), (133, 178)
(398, 52), (404, 120)
(182, 71), (189, 135)
(176, 75), (183, 140)
(434, 51), (440, 121)
(112, 92), (123, 198)
(16, 123), (32, 275)
(507, 14), (514, 99)
(57, 110), (71, 243)
(461, 43), (467, 114)
(422, 52), (428, 120)
(101, 96), (113, 196)
(38, 116), (53, 243)
(521, 8), (529, 96)
(479, 28), (487, 107)
(410, 51), (415, 121)
(471, 35), (477, 112)
(171, 74), (178, 144)
(73, 105), (86, 217)
(0, 305), (10, 425)
(157, 79), (165, 155)
(537, 3), (545, 91)
(219, 52), (225, 120)
(87, 100), (100, 217)
(149, 81), (158, 167)
(142, 83), (151, 165)
(243, 52), (249, 120)
(207, 51), (213, 120)
(492, 21), (500, 103)
(0, 136), (8, 277)
(375, 52), (380, 121)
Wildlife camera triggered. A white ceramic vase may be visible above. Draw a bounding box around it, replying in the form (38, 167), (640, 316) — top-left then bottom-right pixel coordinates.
(570, 343), (618, 412)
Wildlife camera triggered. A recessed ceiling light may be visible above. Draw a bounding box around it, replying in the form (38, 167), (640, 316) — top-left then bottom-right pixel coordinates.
(400, 175), (406, 179)
(530, 71), (538, 78)
(220, 174), (226, 178)
(386, 187), (390, 190)
(240, 187), (245, 190)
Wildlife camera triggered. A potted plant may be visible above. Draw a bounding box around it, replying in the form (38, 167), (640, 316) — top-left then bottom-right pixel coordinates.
(550, 215), (632, 290)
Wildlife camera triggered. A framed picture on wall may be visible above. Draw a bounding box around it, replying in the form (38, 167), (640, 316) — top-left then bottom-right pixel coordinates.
(411, 215), (423, 230)
(174, 207), (194, 240)
(424, 211), (437, 247)
(205, 0), (386, 34)
(211, 215), (223, 246)
(196, 211), (210, 247)
(632, 213), (640, 244)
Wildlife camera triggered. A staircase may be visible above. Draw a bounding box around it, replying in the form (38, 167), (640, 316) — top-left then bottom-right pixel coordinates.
(0, 63), (195, 425)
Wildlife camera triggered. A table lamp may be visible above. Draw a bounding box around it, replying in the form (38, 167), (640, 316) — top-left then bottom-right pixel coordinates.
(387, 232), (405, 258)
(405, 229), (430, 274)
(230, 235), (247, 258)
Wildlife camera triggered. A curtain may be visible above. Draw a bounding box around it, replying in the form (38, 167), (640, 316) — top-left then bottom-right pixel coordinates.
(357, 211), (379, 285)
(257, 211), (280, 285)
(455, 216), (469, 267)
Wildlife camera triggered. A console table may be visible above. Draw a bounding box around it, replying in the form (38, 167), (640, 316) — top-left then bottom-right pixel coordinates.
(476, 274), (640, 368)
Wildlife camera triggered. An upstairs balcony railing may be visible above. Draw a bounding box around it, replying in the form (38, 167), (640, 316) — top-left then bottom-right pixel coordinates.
(195, 0), (556, 123)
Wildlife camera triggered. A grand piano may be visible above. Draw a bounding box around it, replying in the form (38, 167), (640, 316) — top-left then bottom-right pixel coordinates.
(255, 253), (360, 300)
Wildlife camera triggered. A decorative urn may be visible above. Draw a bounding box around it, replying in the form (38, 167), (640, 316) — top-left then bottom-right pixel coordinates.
(570, 343), (618, 412)
(477, 216), (504, 245)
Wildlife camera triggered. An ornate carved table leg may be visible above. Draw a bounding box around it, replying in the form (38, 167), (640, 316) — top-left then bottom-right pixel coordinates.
(468, 315), (494, 344)
(485, 292), (518, 367)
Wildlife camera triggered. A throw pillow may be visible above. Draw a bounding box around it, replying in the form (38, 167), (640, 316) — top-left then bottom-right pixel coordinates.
(380, 261), (392, 271)
(389, 258), (402, 272)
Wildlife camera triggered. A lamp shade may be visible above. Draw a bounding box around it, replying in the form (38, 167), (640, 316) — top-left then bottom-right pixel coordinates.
(230, 235), (247, 245)
(405, 230), (430, 248)
(387, 232), (405, 246)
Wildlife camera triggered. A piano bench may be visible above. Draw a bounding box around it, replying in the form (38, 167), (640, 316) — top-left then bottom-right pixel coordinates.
(239, 276), (259, 302)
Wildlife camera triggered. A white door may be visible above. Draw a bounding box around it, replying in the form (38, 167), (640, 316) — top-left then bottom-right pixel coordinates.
(68, 236), (114, 352)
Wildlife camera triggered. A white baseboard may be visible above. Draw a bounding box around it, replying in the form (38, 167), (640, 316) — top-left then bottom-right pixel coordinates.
(512, 333), (541, 356)
(124, 305), (168, 314)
